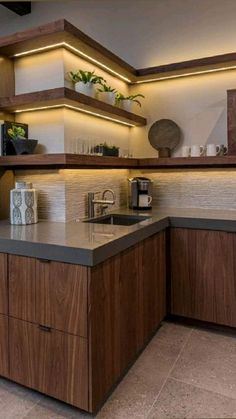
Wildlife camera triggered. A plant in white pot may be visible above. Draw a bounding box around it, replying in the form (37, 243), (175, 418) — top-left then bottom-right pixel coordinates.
(97, 83), (117, 105)
(115, 93), (145, 112)
(68, 70), (105, 97)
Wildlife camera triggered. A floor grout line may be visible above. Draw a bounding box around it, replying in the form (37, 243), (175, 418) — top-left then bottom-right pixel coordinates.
(145, 327), (194, 419)
(169, 375), (236, 403)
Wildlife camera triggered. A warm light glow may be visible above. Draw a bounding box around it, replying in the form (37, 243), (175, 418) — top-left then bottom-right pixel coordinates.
(14, 104), (135, 127)
(135, 65), (236, 83)
(13, 42), (132, 83)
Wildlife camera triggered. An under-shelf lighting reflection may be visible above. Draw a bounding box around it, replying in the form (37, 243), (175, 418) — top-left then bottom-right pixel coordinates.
(12, 42), (132, 83)
(14, 104), (135, 127)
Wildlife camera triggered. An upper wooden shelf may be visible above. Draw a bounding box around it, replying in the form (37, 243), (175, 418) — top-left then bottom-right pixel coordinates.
(1, 155), (236, 170)
(139, 156), (236, 168)
(1, 19), (236, 83)
(0, 87), (147, 127)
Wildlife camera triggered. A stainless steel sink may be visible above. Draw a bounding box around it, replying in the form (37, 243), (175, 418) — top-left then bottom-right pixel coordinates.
(84, 213), (151, 226)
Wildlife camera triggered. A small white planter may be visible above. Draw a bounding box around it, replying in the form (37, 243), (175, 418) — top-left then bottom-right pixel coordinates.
(98, 91), (116, 106)
(121, 99), (134, 113)
(75, 82), (96, 97)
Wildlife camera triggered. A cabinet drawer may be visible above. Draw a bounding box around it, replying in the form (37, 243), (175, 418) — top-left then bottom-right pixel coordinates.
(36, 259), (88, 337)
(9, 318), (88, 410)
(0, 253), (8, 315)
(0, 314), (8, 378)
(8, 255), (88, 337)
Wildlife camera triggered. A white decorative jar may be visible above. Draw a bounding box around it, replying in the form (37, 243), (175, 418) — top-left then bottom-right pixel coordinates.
(75, 82), (96, 97)
(98, 91), (116, 105)
(10, 182), (38, 225)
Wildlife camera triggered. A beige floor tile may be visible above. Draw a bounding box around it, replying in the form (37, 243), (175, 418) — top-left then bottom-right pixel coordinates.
(97, 322), (192, 419)
(148, 378), (236, 418)
(23, 394), (91, 419)
(171, 328), (236, 399)
(0, 378), (41, 419)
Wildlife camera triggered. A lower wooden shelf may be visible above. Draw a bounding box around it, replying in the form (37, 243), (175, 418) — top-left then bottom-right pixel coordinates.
(1, 154), (236, 169)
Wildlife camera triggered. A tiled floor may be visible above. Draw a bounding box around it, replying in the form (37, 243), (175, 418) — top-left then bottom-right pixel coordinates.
(1, 321), (236, 418)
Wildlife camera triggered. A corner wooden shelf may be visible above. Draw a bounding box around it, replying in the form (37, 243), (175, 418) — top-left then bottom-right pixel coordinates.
(1, 19), (236, 83)
(139, 156), (236, 168)
(1, 155), (236, 170)
(0, 87), (146, 127)
(0, 154), (139, 169)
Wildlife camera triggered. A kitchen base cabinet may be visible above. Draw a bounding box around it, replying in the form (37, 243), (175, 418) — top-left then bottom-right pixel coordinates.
(0, 253), (8, 315)
(9, 318), (88, 410)
(0, 314), (8, 378)
(171, 228), (236, 327)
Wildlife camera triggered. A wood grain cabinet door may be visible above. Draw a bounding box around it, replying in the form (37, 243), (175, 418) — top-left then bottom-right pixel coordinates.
(9, 318), (88, 410)
(35, 260), (88, 337)
(0, 253), (8, 315)
(0, 314), (9, 378)
(138, 231), (166, 346)
(171, 228), (236, 327)
(8, 255), (36, 322)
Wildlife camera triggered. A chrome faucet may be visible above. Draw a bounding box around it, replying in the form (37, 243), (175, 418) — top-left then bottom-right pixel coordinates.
(88, 189), (116, 218)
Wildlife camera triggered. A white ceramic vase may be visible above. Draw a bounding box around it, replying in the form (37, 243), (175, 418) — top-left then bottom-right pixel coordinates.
(10, 182), (38, 225)
(75, 82), (96, 97)
(121, 99), (134, 112)
(98, 91), (116, 105)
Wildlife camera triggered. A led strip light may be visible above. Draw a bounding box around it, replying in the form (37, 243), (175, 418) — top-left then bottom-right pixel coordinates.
(14, 103), (136, 127)
(13, 42), (132, 83)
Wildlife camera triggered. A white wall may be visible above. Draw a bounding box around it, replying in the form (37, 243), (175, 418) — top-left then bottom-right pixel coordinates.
(1, 0), (236, 68)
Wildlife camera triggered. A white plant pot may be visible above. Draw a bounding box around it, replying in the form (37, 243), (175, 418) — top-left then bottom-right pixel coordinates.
(121, 99), (134, 113)
(75, 82), (96, 97)
(98, 91), (116, 105)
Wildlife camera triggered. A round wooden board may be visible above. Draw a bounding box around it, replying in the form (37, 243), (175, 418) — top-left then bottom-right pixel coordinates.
(148, 119), (181, 151)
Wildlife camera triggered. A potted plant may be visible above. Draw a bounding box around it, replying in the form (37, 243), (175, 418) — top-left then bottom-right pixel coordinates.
(94, 142), (119, 157)
(8, 126), (38, 155)
(115, 93), (145, 112)
(68, 69), (105, 97)
(97, 83), (117, 105)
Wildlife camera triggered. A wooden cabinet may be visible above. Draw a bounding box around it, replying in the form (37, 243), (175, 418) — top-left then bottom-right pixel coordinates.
(0, 315), (8, 378)
(9, 318), (88, 410)
(88, 231), (166, 411)
(35, 260), (88, 337)
(9, 256), (88, 337)
(171, 228), (236, 327)
(9, 255), (36, 322)
(0, 253), (8, 315)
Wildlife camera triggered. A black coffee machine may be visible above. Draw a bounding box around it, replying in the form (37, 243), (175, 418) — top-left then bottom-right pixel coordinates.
(128, 177), (152, 210)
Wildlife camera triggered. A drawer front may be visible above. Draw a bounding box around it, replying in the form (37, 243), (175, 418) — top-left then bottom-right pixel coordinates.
(36, 260), (88, 337)
(9, 318), (88, 410)
(0, 253), (8, 315)
(0, 314), (9, 378)
(9, 255), (36, 322)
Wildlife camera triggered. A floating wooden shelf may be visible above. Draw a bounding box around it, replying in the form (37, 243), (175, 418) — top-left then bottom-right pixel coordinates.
(0, 154), (139, 169)
(0, 87), (147, 127)
(1, 19), (236, 83)
(1, 155), (236, 170)
(139, 156), (236, 168)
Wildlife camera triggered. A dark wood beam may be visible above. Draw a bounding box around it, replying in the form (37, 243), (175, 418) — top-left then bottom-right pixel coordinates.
(0, 2), (31, 16)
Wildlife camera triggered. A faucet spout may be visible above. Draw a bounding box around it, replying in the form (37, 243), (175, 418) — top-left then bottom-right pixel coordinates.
(87, 189), (116, 218)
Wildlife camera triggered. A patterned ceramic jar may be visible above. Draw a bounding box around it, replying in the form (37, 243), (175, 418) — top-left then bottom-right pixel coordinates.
(10, 182), (38, 225)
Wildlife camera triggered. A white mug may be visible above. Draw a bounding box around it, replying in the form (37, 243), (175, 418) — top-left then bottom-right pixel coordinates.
(206, 144), (220, 156)
(138, 194), (152, 207)
(190, 145), (204, 157)
(181, 146), (190, 157)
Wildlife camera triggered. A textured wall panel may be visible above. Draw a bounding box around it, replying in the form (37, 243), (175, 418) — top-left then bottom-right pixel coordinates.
(132, 169), (236, 210)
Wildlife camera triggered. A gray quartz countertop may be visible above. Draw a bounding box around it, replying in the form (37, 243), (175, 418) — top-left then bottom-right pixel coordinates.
(0, 207), (236, 266)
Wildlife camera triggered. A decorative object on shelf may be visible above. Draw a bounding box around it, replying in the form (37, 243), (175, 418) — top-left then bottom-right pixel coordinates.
(115, 93), (145, 112)
(7, 123), (38, 155)
(1, 121), (29, 155)
(181, 145), (190, 157)
(94, 142), (119, 157)
(205, 144), (220, 157)
(67, 69), (105, 97)
(219, 144), (228, 156)
(190, 145), (204, 157)
(148, 119), (181, 157)
(97, 83), (117, 105)
(10, 181), (38, 225)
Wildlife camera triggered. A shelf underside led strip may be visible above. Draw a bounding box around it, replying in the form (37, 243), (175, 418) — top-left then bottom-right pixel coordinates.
(14, 104), (135, 127)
